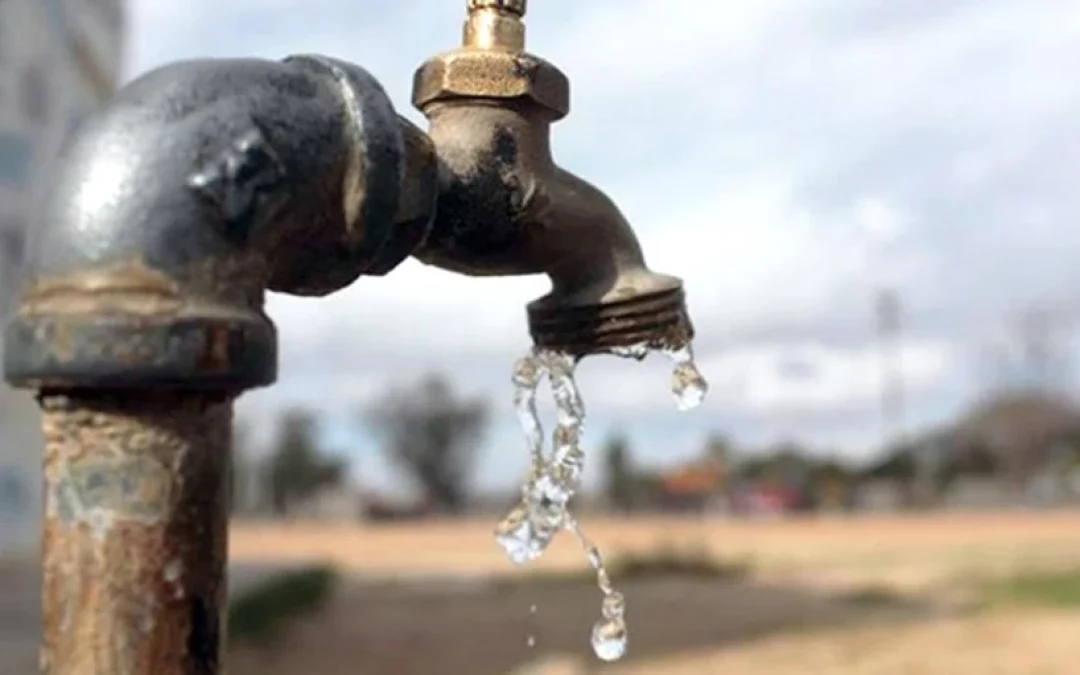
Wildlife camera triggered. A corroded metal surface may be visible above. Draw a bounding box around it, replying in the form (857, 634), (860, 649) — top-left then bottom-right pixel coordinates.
(39, 393), (231, 674)
(411, 0), (695, 356)
(5, 55), (436, 391)
(6, 0), (696, 385)
(2, 2), (704, 672)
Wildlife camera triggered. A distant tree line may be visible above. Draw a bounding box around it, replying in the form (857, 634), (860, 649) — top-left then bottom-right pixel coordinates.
(230, 380), (1080, 519)
(598, 387), (1080, 514)
(231, 374), (488, 518)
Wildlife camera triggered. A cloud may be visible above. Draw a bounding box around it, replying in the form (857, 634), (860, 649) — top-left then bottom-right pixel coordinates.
(122, 0), (1080, 478)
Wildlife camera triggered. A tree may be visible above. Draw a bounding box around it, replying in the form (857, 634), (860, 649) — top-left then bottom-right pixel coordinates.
(602, 434), (635, 513)
(807, 457), (853, 510)
(364, 374), (487, 514)
(704, 434), (734, 467)
(264, 408), (347, 515)
(955, 388), (1080, 487)
(738, 442), (812, 487)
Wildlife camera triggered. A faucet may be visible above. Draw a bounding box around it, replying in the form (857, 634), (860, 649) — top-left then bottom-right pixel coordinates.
(412, 0), (692, 354)
(3, 2), (695, 673)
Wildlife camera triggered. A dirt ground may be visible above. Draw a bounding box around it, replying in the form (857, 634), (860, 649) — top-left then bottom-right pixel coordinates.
(230, 510), (1080, 591)
(612, 610), (1080, 675)
(229, 576), (929, 675)
(226, 510), (1080, 674)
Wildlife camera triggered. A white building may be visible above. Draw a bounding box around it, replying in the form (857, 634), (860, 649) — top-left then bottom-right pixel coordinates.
(0, 0), (125, 554)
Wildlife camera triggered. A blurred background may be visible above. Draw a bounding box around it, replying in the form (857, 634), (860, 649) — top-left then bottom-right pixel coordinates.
(3, 0), (1080, 673)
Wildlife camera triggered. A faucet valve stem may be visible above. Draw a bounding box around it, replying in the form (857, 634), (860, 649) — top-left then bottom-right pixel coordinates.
(464, 0), (526, 51)
(468, 0), (526, 16)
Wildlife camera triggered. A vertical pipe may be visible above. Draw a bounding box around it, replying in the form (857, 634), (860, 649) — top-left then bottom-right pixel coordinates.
(39, 391), (232, 675)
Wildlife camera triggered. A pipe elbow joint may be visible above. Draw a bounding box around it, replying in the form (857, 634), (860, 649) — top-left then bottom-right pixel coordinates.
(4, 56), (436, 392)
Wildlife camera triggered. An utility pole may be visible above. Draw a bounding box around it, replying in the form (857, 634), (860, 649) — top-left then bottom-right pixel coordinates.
(875, 287), (930, 505)
(875, 288), (904, 443)
(1016, 305), (1070, 392)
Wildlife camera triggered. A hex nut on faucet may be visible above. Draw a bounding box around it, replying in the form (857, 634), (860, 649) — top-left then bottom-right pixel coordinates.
(412, 50), (570, 120)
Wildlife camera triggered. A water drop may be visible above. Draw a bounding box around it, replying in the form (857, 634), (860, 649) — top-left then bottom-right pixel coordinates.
(584, 543), (603, 572)
(611, 342), (649, 361)
(602, 592), (625, 620)
(667, 345), (708, 410)
(501, 342), (703, 662)
(513, 354), (545, 466)
(591, 618), (628, 662)
(527, 605), (538, 648)
(546, 352), (585, 427)
(495, 500), (553, 564)
(513, 354), (542, 388)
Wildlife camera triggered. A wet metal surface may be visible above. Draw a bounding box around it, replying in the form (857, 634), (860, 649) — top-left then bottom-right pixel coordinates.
(411, 1), (694, 356)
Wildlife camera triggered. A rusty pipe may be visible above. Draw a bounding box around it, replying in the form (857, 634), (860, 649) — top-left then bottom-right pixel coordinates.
(39, 392), (231, 674)
(410, 0), (694, 356)
(3, 55), (435, 675)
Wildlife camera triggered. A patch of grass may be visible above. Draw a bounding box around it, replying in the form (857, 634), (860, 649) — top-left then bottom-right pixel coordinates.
(228, 565), (338, 644)
(837, 585), (907, 607)
(497, 544), (751, 590)
(982, 568), (1080, 609)
(611, 544), (751, 581)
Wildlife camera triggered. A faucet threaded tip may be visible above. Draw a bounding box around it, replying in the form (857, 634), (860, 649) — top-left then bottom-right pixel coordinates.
(527, 286), (695, 358)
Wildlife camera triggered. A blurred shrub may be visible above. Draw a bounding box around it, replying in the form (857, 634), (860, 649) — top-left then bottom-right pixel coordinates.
(836, 584), (907, 607)
(228, 565), (338, 644)
(611, 543), (751, 580)
(983, 568), (1080, 609)
(499, 542), (751, 589)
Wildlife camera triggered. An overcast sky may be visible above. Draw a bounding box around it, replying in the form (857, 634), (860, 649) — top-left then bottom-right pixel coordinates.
(124, 0), (1080, 494)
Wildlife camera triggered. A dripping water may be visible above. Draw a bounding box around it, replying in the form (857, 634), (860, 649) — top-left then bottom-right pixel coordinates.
(667, 345), (709, 411)
(495, 341), (708, 662)
(527, 604), (538, 648)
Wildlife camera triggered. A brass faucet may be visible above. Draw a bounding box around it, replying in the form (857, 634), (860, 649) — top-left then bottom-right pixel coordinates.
(3, 2), (695, 673)
(413, 0), (692, 354)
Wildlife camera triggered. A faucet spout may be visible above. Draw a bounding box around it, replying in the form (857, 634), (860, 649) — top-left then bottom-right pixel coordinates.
(410, 1), (694, 356)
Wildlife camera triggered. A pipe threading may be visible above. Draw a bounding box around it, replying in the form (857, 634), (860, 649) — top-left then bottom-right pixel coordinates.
(468, 0), (526, 16)
(528, 287), (695, 357)
(462, 1), (528, 54)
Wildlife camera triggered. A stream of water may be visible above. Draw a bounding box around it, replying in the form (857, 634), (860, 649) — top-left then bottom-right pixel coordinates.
(495, 343), (708, 662)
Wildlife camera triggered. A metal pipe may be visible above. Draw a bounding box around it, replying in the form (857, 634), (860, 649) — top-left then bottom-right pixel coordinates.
(39, 392), (232, 674)
(5, 55), (432, 674)
(4, 2), (702, 671)
(3, 53), (438, 674)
